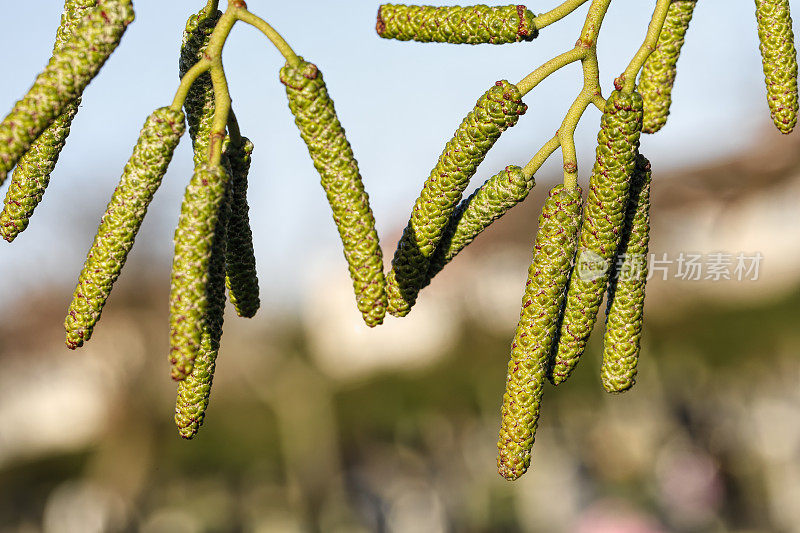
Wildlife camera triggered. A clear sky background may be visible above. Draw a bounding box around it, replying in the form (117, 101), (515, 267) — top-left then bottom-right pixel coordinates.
(0, 0), (794, 310)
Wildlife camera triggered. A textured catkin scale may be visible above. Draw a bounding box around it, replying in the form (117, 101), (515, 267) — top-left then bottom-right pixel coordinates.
(376, 4), (537, 44)
(549, 90), (643, 386)
(0, 0), (134, 184)
(224, 137), (260, 318)
(386, 81), (527, 317)
(169, 163), (230, 381)
(175, 171), (232, 439)
(755, 0), (799, 134)
(601, 155), (651, 393)
(497, 185), (581, 481)
(180, 7), (222, 166)
(281, 58), (386, 327)
(64, 107), (186, 349)
(638, 0), (697, 134)
(0, 0), (97, 241)
(423, 165), (532, 287)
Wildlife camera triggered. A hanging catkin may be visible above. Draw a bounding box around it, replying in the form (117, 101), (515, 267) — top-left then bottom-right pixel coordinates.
(175, 169), (232, 438)
(224, 137), (260, 318)
(376, 4), (537, 44)
(497, 184), (581, 481)
(0, 0), (97, 241)
(180, 6), (222, 166)
(755, 0), (798, 134)
(549, 90), (643, 385)
(0, 0), (134, 184)
(638, 0), (697, 134)
(601, 154), (651, 393)
(281, 58), (386, 327)
(386, 80), (527, 317)
(424, 165), (532, 288)
(169, 163), (230, 381)
(64, 107), (185, 349)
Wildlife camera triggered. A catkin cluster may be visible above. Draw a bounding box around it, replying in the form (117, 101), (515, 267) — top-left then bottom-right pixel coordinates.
(377, 4), (537, 44)
(0, 0), (134, 184)
(386, 81), (527, 317)
(0, 0), (97, 241)
(550, 90), (644, 386)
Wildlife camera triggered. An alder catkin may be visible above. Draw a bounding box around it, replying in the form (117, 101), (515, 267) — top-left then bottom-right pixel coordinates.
(386, 81), (527, 317)
(755, 0), (799, 134)
(169, 163), (230, 381)
(601, 154), (651, 393)
(424, 165), (532, 287)
(180, 6), (222, 166)
(497, 185), (581, 481)
(175, 172), (232, 439)
(281, 58), (386, 327)
(0, 0), (97, 241)
(638, 0), (697, 134)
(224, 137), (260, 318)
(376, 4), (537, 44)
(64, 107), (185, 349)
(0, 0), (134, 184)
(549, 90), (643, 386)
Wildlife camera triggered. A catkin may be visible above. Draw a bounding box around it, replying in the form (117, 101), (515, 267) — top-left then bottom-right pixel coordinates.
(386, 81), (527, 317)
(601, 154), (651, 393)
(175, 171), (231, 439)
(0, 0), (134, 184)
(549, 90), (643, 386)
(424, 165), (532, 288)
(281, 58), (386, 327)
(169, 163), (230, 381)
(180, 6), (222, 166)
(755, 0), (798, 134)
(224, 137), (260, 318)
(376, 4), (537, 44)
(0, 0), (97, 241)
(638, 0), (697, 134)
(64, 107), (185, 349)
(497, 185), (581, 481)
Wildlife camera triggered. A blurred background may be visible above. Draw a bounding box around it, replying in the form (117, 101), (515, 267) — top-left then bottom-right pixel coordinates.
(1, 0), (799, 531)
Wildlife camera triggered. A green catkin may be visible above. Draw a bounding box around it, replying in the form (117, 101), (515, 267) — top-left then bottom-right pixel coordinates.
(180, 6), (222, 166)
(0, 102), (79, 241)
(376, 4), (537, 44)
(386, 81), (527, 317)
(423, 165), (532, 288)
(280, 58), (386, 327)
(755, 0), (799, 134)
(224, 137), (260, 318)
(549, 90), (643, 386)
(169, 163), (230, 381)
(497, 185), (582, 481)
(638, 0), (697, 134)
(0, 0), (134, 184)
(64, 107), (186, 349)
(0, 0), (96, 241)
(175, 169), (232, 439)
(601, 154), (651, 393)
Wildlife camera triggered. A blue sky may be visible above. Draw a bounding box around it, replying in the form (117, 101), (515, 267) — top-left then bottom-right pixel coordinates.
(0, 0), (794, 309)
